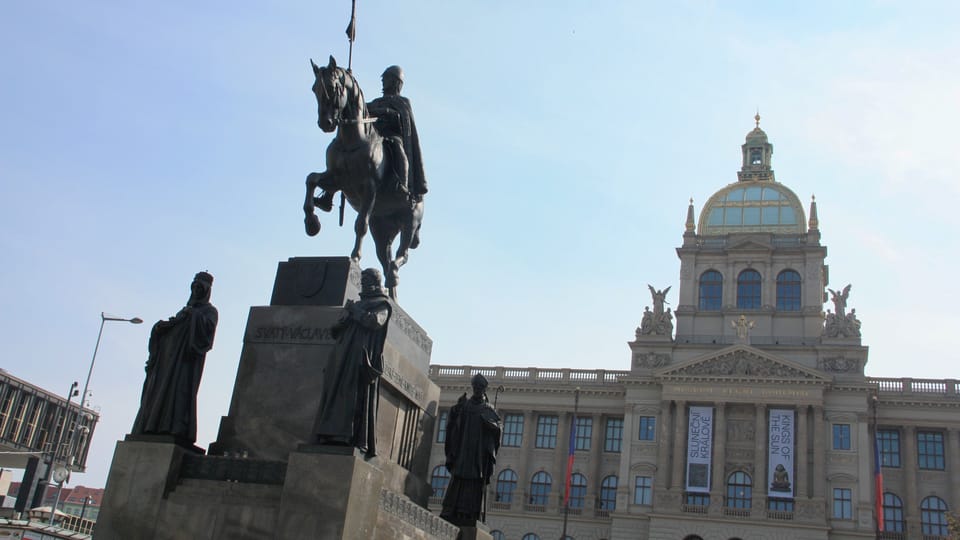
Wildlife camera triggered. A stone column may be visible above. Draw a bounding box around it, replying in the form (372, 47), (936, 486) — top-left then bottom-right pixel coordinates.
(519, 411), (538, 505)
(752, 404), (767, 509)
(903, 425), (919, 537)
(555, 411), (573, 510)
(796, 405), (808, 499)
(655, 401), (672, 490)
(812, 406), (825, 498)
(671, 401), (687, 491)
(591, 413), (603, 508)
(951, 429), (960, 514)
(618, 406), (636, 511)
(710, 402), (727, 513)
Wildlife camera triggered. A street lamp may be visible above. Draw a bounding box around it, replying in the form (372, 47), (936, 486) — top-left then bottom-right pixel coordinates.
(67, 312), (142, 468)
(47, 381), (78, 525)
(82, 313), (144, 408)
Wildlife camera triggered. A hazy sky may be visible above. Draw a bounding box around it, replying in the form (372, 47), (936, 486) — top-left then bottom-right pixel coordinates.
(2, 1), (958, 489)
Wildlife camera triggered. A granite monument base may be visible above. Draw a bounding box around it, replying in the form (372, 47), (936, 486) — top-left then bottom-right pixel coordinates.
(96, 257), (447, 539)
(96, 441), (458, 539)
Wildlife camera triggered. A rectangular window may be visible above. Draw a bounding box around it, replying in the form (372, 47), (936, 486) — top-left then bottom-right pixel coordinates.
(917, 431), (945, 470)
(535, 415), (559, 449)
(686, 493), (710, 506)
(604, 417), (624, 452)
(436, 411), (448, 443)
(832, 424), (851, 450)
(574, 417), (592, 451)
(833, 488), (852, 519)
(633, 476), (652, 505)
(501, 414), (523, 447)
(768, 498), (794, 512)
(638, 416), (656, 441)
(877, 429), (901, 468)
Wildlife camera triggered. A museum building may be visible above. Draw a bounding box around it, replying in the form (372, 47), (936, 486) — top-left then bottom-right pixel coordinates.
(427, 122), (960, 540)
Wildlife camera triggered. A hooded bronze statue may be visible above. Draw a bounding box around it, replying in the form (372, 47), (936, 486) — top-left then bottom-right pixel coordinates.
(441, 373), (502, 527)
(312, 268), (392, 456)
(132, 272), (218, 445)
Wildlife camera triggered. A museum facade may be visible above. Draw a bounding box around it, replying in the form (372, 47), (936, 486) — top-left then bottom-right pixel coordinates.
(427, 122), (960, 540)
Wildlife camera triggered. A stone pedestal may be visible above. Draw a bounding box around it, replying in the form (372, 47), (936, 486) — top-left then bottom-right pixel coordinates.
(96, 257), (448, 539)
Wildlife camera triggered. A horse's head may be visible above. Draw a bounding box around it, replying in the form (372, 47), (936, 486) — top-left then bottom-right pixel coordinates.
(311, 56), (353, 133)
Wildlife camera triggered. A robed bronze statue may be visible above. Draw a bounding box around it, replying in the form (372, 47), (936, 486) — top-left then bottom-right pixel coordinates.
(313, 268), (392, 456)
(441, 374), (502, 527)
(132, 272), (218, 445)
(304, 56), (426, 298)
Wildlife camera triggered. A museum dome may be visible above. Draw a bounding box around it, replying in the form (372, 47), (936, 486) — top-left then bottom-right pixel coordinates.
(698, 181), (806, 235)
(696, 117), (807, 236)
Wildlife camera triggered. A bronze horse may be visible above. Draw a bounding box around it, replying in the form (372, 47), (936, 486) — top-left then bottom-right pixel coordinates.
(304, 56), (423, 296)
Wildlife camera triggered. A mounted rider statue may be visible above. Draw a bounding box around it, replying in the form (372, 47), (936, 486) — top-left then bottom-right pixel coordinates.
(314, 65), (427, 213)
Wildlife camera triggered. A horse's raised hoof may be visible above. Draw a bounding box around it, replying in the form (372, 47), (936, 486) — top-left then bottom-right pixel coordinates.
(314, 196), (334, 213)
(305, 214), (321, 236)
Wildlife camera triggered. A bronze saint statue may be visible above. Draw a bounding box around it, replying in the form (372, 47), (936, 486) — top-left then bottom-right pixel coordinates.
(441, 374), (502, 527)
(132, 272), (218, 445)
(304, 56), (426, 297)
(313, 268), (392, 456)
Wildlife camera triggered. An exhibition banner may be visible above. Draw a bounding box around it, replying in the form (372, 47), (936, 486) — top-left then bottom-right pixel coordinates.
(686, 406), (713, 493)
(767, 409), (795, 498)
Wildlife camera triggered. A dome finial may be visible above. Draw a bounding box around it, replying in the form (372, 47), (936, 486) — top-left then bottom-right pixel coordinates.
(755, 110), (761, 128)
(808, 194), (819, 231)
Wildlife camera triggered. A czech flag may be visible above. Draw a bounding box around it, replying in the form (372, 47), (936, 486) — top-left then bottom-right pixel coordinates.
(874, 435), (884, 531)
(564, 415), (576, 506)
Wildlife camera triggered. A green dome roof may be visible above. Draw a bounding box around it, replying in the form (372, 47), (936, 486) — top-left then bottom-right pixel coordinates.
(698, 181), (806, 235)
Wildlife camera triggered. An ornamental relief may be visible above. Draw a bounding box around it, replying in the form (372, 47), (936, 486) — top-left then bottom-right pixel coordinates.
(634, 352), (670, 369)
(819, 356), (862, 373)
(726, 404), (754, 417)
(827, 453), (857, 466)
(665, 351), (817, 379)
(725, 462), (754, 476)
(918, 471), (948, 485)
(631, 444), (658, 457)
(655, 491), (681, 508)
(726, 420), (756, 442)
(725, 448), (755, 461)
(795, 500), (825, 520)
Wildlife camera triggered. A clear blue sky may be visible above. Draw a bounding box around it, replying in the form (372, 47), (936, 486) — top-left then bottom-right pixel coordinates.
(2, 1), (958, 489)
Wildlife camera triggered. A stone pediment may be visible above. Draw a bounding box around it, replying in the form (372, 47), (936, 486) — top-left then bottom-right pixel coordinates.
(726, 236), (772, 251)
(655, 345), (828, 383)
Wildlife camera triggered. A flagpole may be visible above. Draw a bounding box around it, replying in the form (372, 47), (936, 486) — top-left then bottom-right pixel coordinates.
(345, 0), (357, 72)
(561, 387), (580, 540)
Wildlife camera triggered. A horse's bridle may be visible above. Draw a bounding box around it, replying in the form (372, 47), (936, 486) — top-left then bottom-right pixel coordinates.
(317, 68), (377, 126)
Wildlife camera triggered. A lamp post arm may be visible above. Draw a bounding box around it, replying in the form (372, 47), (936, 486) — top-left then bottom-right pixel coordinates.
(81, 315), (107, 411)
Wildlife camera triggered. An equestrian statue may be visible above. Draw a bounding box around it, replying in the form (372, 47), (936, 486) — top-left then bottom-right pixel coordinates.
(304, 56), (427, 298)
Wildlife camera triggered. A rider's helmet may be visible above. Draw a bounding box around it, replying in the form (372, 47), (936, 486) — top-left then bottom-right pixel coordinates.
(381, 65), (404, 83)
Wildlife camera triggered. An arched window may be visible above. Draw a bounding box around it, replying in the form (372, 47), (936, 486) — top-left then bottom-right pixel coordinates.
(921, 496), (948, 536)
(883, 492), (905, 533)
(737, 270), (761, 309)
(725, 471), (752, 509)
(776, 270), (801, 311)
(522, 534), (541, 540)
(599, 475), (618, 511)
(699, 270), (723, 311)
(682, 536), (704, 540)
(491, 531), (505, 540)
(568, 473), (587, 508)
(496, 469), (518, 503)
(529, 471), (552, 506)
(430, 465), (450, 499)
